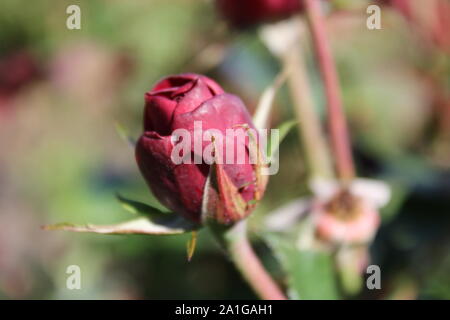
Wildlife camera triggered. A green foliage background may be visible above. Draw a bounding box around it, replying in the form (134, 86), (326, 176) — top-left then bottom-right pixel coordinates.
(0, 0), (448, 299)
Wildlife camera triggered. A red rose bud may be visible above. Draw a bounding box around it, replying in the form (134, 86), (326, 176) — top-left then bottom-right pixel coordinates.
(216, 0), (303, 29)
(136, 73), (267, 225)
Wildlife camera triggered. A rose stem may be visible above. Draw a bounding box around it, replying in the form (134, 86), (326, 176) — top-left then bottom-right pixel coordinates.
(283, 40), (334, 181)
(304, 0), (355, 182)
(212, 220), (287, 300)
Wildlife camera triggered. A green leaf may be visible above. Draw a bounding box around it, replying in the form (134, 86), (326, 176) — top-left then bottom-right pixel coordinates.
(43, 194), (199, 236)
(379, 182), (407, 223)
(266, 234), (339, 300)
(43, 215), (198, 236)
(115, 122), (136, 147)
(252, 69), (289, 130)
(116, 193), (169, 216)
(267, 120), (297, 160)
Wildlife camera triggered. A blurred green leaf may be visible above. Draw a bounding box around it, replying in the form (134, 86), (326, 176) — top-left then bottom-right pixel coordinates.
(116, 193), (169, 216)
(253, 68), (289, 130)
(266, 234), (339, 300)
(43, 215), (198, 236)
(267, 120), (298, 161)
(379, 182), (408, 223)
(114, 122), (136, 147)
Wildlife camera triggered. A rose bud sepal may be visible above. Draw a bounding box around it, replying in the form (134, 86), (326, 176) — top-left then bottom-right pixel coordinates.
(201, 137), (268, 226)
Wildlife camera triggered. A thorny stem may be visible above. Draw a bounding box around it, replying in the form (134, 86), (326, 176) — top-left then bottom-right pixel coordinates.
(211, 220), (287, 300)
(304, 0), (355, 182)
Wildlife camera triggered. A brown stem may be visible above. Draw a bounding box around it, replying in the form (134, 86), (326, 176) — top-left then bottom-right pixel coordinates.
(304, 0), (355, 182)
(213, 220), (287, 300)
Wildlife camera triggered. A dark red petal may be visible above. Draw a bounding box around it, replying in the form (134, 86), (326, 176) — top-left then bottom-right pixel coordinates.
(173, 93), (255, 132)
(172, 93), (257, 201)
(136, 132), (208, 223)
(151, 73), (224, 96)
(173, 78), (215, 116)
(152, 75), (193, 92)
(172, 162), (209, 222)
(136, 133), (178, 209)
(143, 95), (177, 134)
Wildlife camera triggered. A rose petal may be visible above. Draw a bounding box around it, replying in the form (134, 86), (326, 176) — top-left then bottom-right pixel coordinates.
(136, 132), (209, 223)
(173, 94), (257, 201)
(173, 93), (254, 132)
(143, 95), (177, 134)
(152, 73), (224, 96)
(173, 78), (214, 116)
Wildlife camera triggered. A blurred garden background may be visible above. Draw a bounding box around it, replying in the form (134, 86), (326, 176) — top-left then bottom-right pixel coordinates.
(0, 0), (449, 299)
